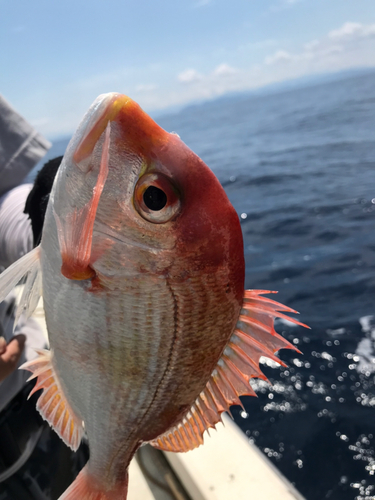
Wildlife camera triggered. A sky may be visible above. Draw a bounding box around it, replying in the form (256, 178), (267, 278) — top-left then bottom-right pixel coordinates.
(1, 0), (375, 138)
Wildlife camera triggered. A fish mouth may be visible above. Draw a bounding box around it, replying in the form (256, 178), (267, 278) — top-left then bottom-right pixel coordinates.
(73, 92), (168, 172)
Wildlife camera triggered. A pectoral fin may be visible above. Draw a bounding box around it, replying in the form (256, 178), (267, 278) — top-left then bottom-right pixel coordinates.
(151, 290), (308, 453)
(20, 349), (84, 451)
(0, 246), (42, 330)
(55, 122), (111, 281)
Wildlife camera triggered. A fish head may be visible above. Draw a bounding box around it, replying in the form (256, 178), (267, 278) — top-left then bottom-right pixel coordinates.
(54, 93), (244, 304)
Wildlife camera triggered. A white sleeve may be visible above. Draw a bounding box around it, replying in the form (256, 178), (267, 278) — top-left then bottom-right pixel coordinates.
(0, 184), (34, 272)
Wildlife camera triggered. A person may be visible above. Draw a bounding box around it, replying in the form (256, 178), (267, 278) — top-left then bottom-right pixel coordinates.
(0, 95), (87, 499)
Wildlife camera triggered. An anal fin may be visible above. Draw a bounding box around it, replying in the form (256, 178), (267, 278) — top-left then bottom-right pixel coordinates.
(20, 349), (84, 451)
(151, 290), (308, 453)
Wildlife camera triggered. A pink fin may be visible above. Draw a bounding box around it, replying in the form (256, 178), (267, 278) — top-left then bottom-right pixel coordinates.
(55, 122), (111, 281)
(59, 465), (128, 500)
(151, 290), (308, 453)
(20, 349), (84, 451)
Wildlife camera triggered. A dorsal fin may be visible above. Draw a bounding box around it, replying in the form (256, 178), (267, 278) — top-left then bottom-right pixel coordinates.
(151, 290), (308, 453)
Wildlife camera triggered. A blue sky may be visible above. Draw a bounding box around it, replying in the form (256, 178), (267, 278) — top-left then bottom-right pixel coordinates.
(1, 0), (375, 138)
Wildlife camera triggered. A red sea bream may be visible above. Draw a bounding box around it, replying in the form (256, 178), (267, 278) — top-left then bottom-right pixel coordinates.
(0, 93), (307, 500)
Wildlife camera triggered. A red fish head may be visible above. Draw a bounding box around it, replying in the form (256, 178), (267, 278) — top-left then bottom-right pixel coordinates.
(67, 93), (244, 306)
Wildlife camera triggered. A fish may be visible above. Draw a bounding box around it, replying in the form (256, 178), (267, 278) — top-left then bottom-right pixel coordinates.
(0, 93), (308, 500)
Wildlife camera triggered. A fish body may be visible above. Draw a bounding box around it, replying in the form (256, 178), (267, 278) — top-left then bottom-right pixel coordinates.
(0, 93), (307, 500)
(43, 93), (244, 488)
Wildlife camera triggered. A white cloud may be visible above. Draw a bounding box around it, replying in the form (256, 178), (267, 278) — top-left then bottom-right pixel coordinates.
(301, 40), (343, 60)
(213, 63), (237, 76)
(177, 68), (202, 83)
(264, 21), (375, 70)
(265, 50), (293, 65)
(300, 22), (375, 62)
(329, 22), (375, 41)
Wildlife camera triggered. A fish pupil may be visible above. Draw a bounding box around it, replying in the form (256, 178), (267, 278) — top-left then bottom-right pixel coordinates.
(143, 186), (167, 211)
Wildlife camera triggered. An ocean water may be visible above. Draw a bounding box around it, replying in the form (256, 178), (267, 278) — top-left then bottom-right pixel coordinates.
(31, 71), (375, 500)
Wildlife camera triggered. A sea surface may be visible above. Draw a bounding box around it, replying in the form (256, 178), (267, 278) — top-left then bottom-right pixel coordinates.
(30, 71), (375, 500)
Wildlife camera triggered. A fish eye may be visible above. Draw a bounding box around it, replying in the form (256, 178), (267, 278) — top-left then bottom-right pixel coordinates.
(143, 186), (167, 211)
(134, 173), (181, 224)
